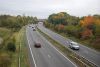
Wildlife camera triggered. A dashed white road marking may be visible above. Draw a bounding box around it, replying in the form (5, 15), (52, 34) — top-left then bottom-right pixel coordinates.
(48, 55), (51, 58)
(26, 27), (37, 67)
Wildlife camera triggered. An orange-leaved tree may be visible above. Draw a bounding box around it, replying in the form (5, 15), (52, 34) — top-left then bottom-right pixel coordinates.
(80, 16), (95, 39)
(58, 24), (64, 32)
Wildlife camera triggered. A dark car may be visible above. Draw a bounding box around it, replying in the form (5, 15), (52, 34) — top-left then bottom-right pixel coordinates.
(34, 42), (41, 48)
(33, 27), (36, 31)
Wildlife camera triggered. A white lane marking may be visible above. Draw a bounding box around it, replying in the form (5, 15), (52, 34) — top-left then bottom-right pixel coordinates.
(36, 31), (77, 67)
(48, 55), (51, 58)
(48, 42), (77, 67)
(26, 27), (37, 67)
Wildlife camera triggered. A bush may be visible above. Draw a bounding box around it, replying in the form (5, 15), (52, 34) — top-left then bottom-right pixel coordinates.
(44, 21), (50, 28)
(7, 42), (16, 52)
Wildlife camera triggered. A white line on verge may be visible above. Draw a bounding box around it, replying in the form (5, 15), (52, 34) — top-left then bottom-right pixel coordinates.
(26, 27), (37, 67)
(36, 31), (77, 67)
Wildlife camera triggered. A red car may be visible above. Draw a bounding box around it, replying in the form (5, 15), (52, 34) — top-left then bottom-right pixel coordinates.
(34, 42), (41, 48)
(32, 27), (36, 31)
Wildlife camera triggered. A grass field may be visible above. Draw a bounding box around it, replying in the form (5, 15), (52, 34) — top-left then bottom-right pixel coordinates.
(0, 27), (29, 67)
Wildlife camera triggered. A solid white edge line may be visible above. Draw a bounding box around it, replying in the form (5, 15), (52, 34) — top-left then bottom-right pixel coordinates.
(36, 31), (77, 67)
(26, 27), (37, 67)
(48, 55), (51, 58)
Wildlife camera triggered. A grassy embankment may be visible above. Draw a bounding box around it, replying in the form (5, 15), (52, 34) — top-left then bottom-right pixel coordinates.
(12, 26), (29, 67)
(0, 28), (13, 67)
(0, 27), (29, 67)
(37, 28), (97, 67)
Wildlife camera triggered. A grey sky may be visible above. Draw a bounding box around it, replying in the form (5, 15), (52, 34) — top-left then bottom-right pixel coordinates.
(0, 0), (100, 19)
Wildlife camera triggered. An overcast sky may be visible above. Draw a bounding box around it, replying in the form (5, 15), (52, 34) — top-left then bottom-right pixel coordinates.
(0, 0), (100, 19)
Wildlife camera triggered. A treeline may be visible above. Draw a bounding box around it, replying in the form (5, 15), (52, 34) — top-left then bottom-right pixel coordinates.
(0, 15), (38, 31)
(44, 12), (100, 50)
(48, 12), (79, 25)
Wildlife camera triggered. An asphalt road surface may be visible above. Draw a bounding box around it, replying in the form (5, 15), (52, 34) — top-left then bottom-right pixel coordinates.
(26, 26), (77, 67)
(37, 23), (100, 67)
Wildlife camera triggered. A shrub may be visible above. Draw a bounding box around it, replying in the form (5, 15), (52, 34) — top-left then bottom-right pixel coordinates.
(6, 42), (16, 52)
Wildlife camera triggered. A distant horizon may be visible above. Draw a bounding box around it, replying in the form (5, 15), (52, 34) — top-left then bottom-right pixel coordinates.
(0, 12), (99, 19)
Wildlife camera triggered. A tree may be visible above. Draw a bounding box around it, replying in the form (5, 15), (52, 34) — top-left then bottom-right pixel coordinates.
(48, 12), (79, 25)
(0, 15), (38, 30)
(80, 16), (96, 39)
(58, 24), (64, 32)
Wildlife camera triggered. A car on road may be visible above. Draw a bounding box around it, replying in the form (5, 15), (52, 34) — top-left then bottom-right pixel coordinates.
(33, 27), (36, 31)
(34, 41), (41, 48)
(69, 41), (79, 50)
(32, 26), (34, 28)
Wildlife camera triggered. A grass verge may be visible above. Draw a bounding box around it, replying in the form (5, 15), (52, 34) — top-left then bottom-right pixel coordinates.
(37, 28), (97, 67)
(11, 26), (29, 67)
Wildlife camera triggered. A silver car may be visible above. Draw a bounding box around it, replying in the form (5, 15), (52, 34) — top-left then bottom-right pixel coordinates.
(69, 41), (80, 50)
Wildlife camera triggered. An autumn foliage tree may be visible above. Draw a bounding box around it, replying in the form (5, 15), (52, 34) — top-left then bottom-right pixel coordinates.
(58, 24), (64, 32)
(48, 12), (79, 25)
(80, 16), (94, 27)
(45, 13), (100, 50)
(80, 16), (95, 39)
